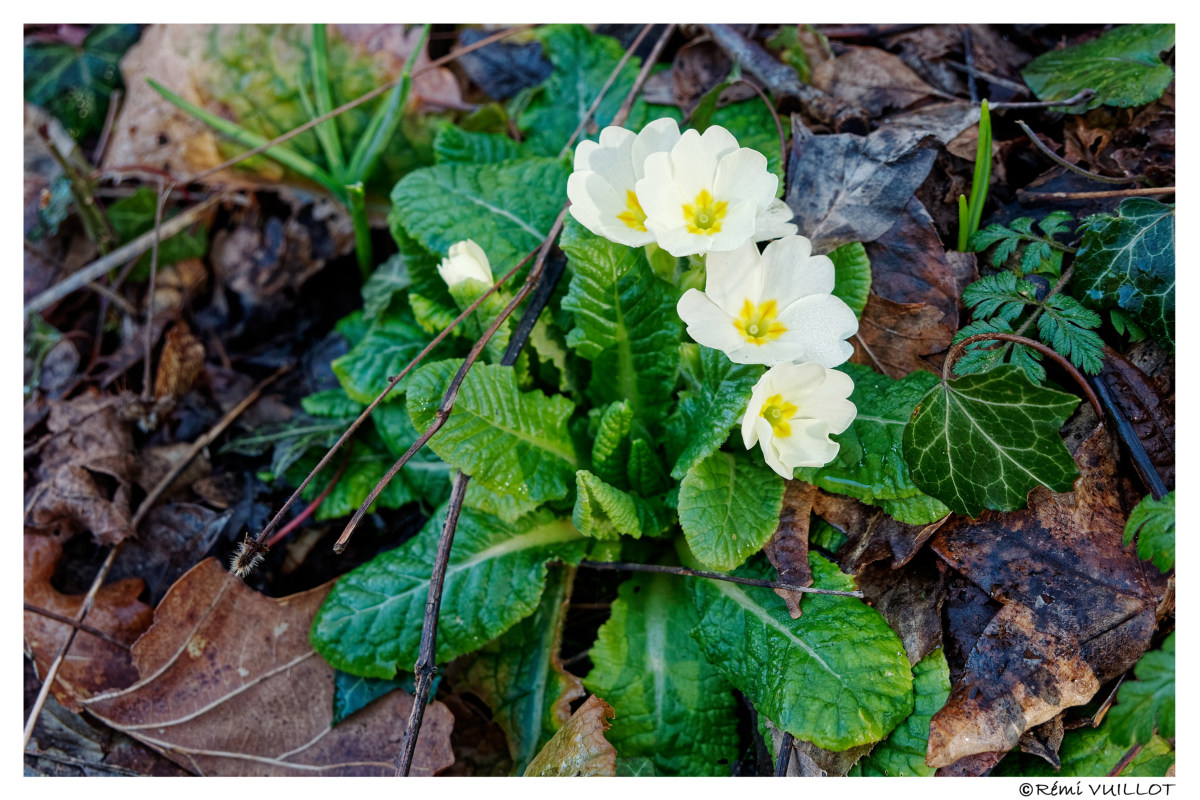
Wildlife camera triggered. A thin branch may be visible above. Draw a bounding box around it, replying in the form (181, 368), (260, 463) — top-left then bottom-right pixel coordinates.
(944, 60), (1029, 96)
(988, 88), (1095, 109)
(774, 731), (795, 776)
(24, 191), (228, 316)
(1107, 743), (1144, 777)
(263, 446), (352, 550)
(558, 23), (655, 159)
(1019, 186), (1174, 202)
(579, 561), (866, 598)
(133, 363), (289, 530)
(1016, 119), (1150, 186)
(943, 332), (1103, 416)
(22, 603), (132, 650)
(615, 24), (676, 126)
(24, 749), (143, 777)
(732, 77), (787, 172)
(141, 176), (169, 403)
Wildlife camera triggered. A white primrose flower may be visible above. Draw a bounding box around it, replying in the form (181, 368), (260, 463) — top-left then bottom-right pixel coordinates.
(636, 125), (794, 257)
(675, 235), (859, 367)
(437, 239), (493, 288)
(566, 118), (683, 247)
(742, 362), (857, 478)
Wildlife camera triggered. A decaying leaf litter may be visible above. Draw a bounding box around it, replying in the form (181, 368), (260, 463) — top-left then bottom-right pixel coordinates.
(23, 23), (1174, 778)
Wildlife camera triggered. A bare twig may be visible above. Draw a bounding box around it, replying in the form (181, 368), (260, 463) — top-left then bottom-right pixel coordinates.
(774, 731), (795, 776)
(133, 363), (289, 530)
(1019, 186), (1175, 202)
(988, 89), (1095, 109)
(263, 446), (352, 550)
(24, 191), (228, 316)
(558, 23), (655, 159)
(1016, 119), (1150, 186)
(22, 603), (132, 650)
(732, 77), (788, 171)
(614, 24), (676, 126)
(141, 177), (170, 403)
(94, 87), (122, 165)
(579, 561), (866, 598)
(24, 749), (143, 777)
(944, 61), (1029, 96)
(943, 332), (1103, 416)
(1107, 743), (1144, 777)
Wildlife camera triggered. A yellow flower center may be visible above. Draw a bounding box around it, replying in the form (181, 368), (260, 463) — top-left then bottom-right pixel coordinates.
(682, 188), (728, 235)
(616, 190), (647, 232)
(733, 299), (787, 345)
(761, 394), (799, 437)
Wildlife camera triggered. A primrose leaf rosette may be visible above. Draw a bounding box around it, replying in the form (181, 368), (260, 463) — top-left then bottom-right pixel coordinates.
(677, 236), (858, 367)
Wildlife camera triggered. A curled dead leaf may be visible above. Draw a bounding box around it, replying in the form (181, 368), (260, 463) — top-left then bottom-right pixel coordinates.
(523, 695), (617, 777)
(84, 559), (455, 776)
(812, 45), (940, 117)
(765, 481), (816, 618)
(24, 534), (154, 711)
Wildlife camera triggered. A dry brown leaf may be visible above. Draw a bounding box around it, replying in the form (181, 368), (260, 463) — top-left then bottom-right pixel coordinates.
(863, 196), (962, 323)
(926, 425), (1170, 769)
(523, 695), (616, 777)
(26, 390), (136, 544)
(84, 559), (455, 776)
(153, 320), (205, 401)
(1098, 346), (1175, 491)
(855, 552), (947, 666)
(812, 490), (947, 573)
(812, 45), (939, 117)
(851, 294), (953, 380)
(764, 481), (816, 618)
(24, 534), (154, 712)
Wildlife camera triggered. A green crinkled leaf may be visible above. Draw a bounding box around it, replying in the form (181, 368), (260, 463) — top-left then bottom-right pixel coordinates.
(667, 345), (763, 480)
(390, 156), (568, 276)
(615, 757), (658, 776)
(371, 400), (453, 509)
(361, 253), (411, 321)
(994, 726), (1174, 778)
(573, 471), (670, 541)
(456, 567), (579, 774)
(24, 24), (142, 140)
(331, 306), (432, 403)
(828, 242), (872, 319)
(1022, 24), (1175, 110)
(447, 278), (512, 364)
(462, 480), (541, 524)
(678, 450), (786, 572)
(591, 401), (633, 488)
(850, 648), (950, 777)
(287, 430), (413, 520)
(519, 25), (652, 156)
(301, 388), (365, 418)
(626, 438), (670, 497)
(433, 122), (524, 164)
(1123, 491), (1174, 572)
(902, 365), (1081, 517)
(798, 364), (948, 524)
(332, 670), (422, 726)
(1073, 198), (1175, 348)
(1108, 632), (1175, 746)
(688, 552), (913, 750)
(584, 573), (739, 776)
(408, 359), (578, 504)
(559, 220), (683, 424)
(311, 507), (587, 678)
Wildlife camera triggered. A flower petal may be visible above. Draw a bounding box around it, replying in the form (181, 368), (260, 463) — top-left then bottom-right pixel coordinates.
(713, 148), (777, 211)
(754, 198), (798, 242)
(774, 418), (840, 469)
(568, 171), (654, 247)
(666, 129), (720, 200)
(677, 290), (746, 354)
(775, 294), (860, 367)
(704, 241), (763, 312)
(699, 125), (740, 161)
(631, 118), (682, 179)
(756, 418), (792, 478)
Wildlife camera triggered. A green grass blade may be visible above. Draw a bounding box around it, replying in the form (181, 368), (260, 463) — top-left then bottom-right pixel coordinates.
(966, 100), (992, 242)
(310, 24), (347, 184)
(347, 23), (429, 182)
(346, 181), (373, 280)
(147, 77), (342, 197)
(957, 194), (970, 251)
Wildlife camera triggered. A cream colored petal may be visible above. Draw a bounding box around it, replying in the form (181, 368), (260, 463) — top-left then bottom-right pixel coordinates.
(597, 124), (636, 150)
(774, 418), (840, 469)
(677, 290), (746, 354)
(753, 199), (799, 242)
(631, 118), (682, 178)
(757, 419), (794, 478)
(573, 139), (601, 172)
(712, 148), (777, 211)
(667, 129), (720, 200)
(775, 294), (860, 368)
(703, 201), (758, 253)
(741, 376), (773, 448)
(645, 222), (702, 258)
(699, 124), (741, 161)
(568, 171), (654, 247)
(758, 234), (825, 309)
(704, 241), (763, 313)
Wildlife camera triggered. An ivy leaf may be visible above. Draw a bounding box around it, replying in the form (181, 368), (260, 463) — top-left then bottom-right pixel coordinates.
(902, 365), (1081, 517)
(331, 306), (432, 404)
(878, 494), (951, 527)
(390, 156), (568, 275)
(432, 122), (523, 164)
(1022, 24), (1175, 110)
(688, 552), (914, 750)
(559, 220), (683, 426)
(799, 363), (947, 523)
(455, 566), (582, 774)
(573, 470), (668, 541)
(311, 507), (587, 678)
(1108, 632), (1175, 747)
(666, 344), (763, 480)
(1073, 198), (1175, 348)
(519, 25), (652, 156)
(407, 359), (578, 505)
(828, 242), (872, 319)
(1123, 491), (1174, 572)
(24, 24), (142, 140)
(850, 648), (950, 777)
(678, 449), (786, 572)
(584, 573), (739, 776)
